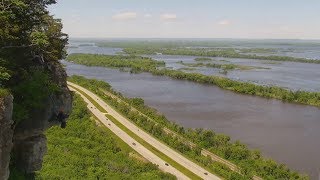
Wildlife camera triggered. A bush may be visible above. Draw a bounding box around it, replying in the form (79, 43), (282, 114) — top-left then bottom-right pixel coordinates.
(35, 94), (176, 180)
(12, 69), (60, 123)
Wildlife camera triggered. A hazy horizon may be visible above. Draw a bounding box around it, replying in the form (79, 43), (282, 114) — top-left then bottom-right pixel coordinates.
(50, 0), (320, 39)
(68, 37), (320, 41)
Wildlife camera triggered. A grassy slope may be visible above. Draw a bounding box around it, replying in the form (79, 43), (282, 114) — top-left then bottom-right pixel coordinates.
(68, 83), (202, 180)
(35, 94), (175, 180)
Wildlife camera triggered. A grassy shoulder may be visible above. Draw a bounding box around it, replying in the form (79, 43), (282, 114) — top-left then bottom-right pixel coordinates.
(68, 84), (107, 113)
(66, 53), (320, 107)
(35, 94), (176, 180)
(105, 114), (202, 180)
(70, 84), (202, 179)
(68, 76), (309, 180)
(69, 76), (245, 179)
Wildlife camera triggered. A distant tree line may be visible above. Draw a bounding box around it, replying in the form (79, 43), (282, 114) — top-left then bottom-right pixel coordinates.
(124, 47), (320, 64)
(66, 54), (320, 107)
(177, 61), (269, 71)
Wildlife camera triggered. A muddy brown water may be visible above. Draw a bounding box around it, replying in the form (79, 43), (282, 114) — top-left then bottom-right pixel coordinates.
(63, 60), (320, 179)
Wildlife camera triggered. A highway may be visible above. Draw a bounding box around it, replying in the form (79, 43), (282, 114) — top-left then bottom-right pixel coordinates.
(99, 87), (262, 180)
(68, 82), (221, 180)
(68, 86), (190, 180)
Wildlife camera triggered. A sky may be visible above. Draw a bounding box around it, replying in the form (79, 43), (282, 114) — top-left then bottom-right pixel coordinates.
(49, 0), (320, 39)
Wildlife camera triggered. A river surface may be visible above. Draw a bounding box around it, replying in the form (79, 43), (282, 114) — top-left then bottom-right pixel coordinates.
(65, 43), (320, 179)
(68, 43), (320, 92)
(147, 54), (320, 92)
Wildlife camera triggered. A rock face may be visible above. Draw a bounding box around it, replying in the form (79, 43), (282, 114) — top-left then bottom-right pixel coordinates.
(13, 134), (47, 173)
(0, 95), (13, 180)
(11, 61), (73, 174)
(1, 60), (72, 178)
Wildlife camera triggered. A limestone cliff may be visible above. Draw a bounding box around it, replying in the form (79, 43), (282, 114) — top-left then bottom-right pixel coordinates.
(0, 95), (13, 180)
(0, 60), (72, 178)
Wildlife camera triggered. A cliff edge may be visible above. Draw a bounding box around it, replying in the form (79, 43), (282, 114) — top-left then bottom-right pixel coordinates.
(0, 95), (13, 180)
(0, 61), (72, 178)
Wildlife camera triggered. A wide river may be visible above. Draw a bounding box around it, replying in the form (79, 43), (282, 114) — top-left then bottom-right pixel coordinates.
(148, 54), (320, 92)
(65, 44), (320, 179)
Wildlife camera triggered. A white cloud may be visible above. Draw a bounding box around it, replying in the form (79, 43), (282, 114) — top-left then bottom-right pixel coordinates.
(144, 14), (152, 18)
(112, 12), (137, 21)
(160, 13), (177, 21)
(218, 20), (231, 26)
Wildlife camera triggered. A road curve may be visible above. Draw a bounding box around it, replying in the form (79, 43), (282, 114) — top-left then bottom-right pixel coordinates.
(68, 82), (221, 180)
(69, 86), (189, 180)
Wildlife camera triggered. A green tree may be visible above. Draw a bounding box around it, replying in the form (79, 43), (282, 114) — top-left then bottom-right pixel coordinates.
(0, 0), (68, 122)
